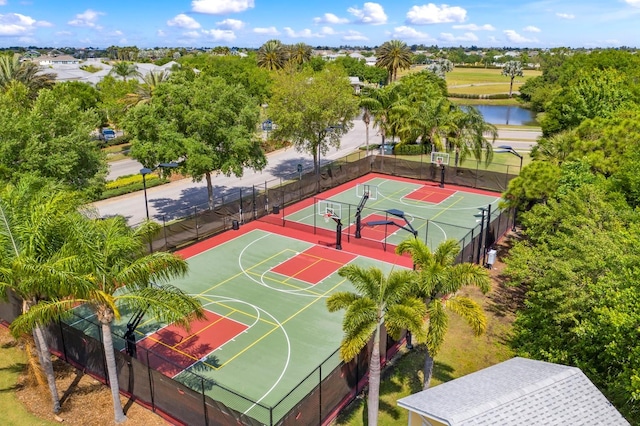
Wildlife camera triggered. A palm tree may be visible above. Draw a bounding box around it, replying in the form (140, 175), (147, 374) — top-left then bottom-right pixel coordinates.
(13, 215), (204, 424)
(0, 179), (90, 414)
(288, 42), (312, 67)
(502, 60), (524, 97)
(257, 39), (288, 71)
(396, 238), (491, 389)
(125, 70), (169, 106)
(327, 265), (426, 425)
(376, 40), (412, 82)
(109, 61), (141, 81)
(448, 105), (498, 165)
(360, 84), (405, 146)
(0, 54), (55, 95)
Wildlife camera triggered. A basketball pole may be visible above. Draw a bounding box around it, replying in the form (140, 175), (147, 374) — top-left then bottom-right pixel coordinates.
(439, 163), (445, 188)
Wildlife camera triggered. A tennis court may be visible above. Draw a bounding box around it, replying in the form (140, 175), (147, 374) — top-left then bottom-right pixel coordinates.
(279, 174), (502, 250)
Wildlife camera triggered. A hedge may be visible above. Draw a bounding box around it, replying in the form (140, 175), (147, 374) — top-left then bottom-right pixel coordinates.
(100, 173), (166, 200)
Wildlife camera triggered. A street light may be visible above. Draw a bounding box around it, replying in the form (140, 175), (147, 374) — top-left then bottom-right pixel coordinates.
(495, 145), (523, 232)
(140, 162), (179, 221)
(496, 145), (523, 173)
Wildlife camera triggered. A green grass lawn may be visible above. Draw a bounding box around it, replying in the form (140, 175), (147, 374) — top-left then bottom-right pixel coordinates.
(0, 332), (58, 426)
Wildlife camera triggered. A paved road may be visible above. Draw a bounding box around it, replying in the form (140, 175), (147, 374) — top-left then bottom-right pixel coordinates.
(96, 121), (540, 225)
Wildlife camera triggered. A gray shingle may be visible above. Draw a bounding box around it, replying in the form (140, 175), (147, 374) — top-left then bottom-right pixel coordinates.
(396, 357), (629, 425)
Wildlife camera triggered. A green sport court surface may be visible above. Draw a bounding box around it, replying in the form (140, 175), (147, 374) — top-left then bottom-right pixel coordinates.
(67, 218), (415, 425)
(66, 174), (503, 424)
(277, 173), (502, 250)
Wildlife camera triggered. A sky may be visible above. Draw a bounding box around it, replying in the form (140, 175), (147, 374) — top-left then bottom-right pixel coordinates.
(1, 0), (640, 49)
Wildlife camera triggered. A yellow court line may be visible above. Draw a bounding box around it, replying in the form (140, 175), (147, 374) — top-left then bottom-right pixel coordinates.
(196, 294), (279, 327)
(143, 335), (202, 362)
(429, 195), (464, 221)
(282, 258), (324, 284)
(209, 277), (349, 370)
(178, 315), (227, 347)
(201, 248), (298, 294)
(299, 252), (347, 266)
(247, 270), (324, 296)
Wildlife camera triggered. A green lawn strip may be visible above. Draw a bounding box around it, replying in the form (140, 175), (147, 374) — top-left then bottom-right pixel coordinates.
(0, 334), (58, 426)
(449, 84), (523, 96)
(336, 286), (515, 426)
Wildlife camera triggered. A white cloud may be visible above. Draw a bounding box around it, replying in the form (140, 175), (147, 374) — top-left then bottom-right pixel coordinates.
(343, 30), (368, 41)
(406, 3), (466, 25)
(556, 13), (575, 19)
(112, 30), (123, 36)
(0, 1), (6, 5)
(55, 31), (73, 36)
(348, 2), (387, 25)
(283, 27), (325, 38)
(253, 26), (279, 36)
(439, 32), (478, 42)
(503, 30), (537, 43)
(313, 13), (349, 24)
(68, 9), (103, 28)
(320, 26), (336, 35)
(36, 20), (53, 28)
(216, 19), (244, 30)
(167, 14), (201, 29)
(191, 0), (254, 14)
(625, 0), (640, 7)
(0, 13), (44, 36)
(183, 30), (201, 38)
(452, 23), (494, 31)
(523, 25), (540, 33)
(391, 25), (436, 41)
(157, 29), (166, 37)
(202, 28), (236, 41)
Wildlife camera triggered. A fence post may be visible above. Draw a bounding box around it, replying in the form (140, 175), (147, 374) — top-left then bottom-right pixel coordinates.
(146, 348), (155, 411)
(319, 364), (322, 425)
(202, 377), (208, 426)
(194, 206), (199, 240)
(252, 185), (257, 220)
(239, 188), (243, 224)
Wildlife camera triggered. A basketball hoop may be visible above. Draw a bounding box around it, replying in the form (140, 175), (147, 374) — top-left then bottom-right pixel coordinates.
(323, 213), (332, 223)
(436, 159), (443, 167)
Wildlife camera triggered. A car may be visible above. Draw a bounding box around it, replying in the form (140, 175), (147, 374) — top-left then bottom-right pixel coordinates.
(101, 128), (116, 141)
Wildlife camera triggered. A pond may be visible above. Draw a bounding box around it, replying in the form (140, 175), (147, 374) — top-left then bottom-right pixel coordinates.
(467, 104), (537, 126)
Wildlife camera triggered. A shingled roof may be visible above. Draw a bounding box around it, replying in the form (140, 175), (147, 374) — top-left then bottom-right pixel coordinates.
(397, 357), (629, 425)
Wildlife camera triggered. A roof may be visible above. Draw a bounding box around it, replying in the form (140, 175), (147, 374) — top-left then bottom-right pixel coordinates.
(396, 357), (629, 426)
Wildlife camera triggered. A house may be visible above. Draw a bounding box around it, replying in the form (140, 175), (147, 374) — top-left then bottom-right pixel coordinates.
(397, 357), (629, 425)
(349, 76), (362, 94)
(34, 55), (79, 65)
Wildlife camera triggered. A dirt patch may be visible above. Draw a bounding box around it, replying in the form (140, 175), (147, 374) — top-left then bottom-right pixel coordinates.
(0, 329), (170, 426)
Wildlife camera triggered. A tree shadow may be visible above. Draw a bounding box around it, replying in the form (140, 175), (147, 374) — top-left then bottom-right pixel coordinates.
(267, 157), (314, 179)
(432, 360), (455, 384)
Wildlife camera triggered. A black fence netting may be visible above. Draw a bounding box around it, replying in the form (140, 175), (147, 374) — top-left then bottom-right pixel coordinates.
(0, 150), (517, 426)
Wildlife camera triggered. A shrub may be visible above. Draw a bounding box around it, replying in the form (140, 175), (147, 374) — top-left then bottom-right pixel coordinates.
(394, 143), (426, 155)
(100, 173), (166, 199)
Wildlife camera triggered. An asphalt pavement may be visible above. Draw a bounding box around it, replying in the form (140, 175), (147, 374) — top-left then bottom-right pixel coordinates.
(95, 120), (540, 225)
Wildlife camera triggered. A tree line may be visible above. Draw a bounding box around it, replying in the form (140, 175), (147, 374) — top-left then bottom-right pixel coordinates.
(503, 49), (640, 423)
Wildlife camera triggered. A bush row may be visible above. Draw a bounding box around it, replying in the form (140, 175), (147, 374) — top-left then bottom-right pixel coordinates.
(100, 174), (166, 200)
(449, 93), (513, 99)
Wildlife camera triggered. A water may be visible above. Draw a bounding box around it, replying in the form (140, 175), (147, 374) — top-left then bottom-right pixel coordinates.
(468, 104), (537, 126)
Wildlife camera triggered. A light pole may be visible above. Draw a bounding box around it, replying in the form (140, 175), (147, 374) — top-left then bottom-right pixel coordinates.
(496, 145), (523, 232)
(496, 145), (523, 174)
(140, 162), (179, 221)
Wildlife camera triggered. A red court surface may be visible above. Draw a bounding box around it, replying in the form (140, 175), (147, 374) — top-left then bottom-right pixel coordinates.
(136, 310), (247, 377)
(404, 186), (456, 203)
(271, 245), (356, 285)
(347, 213), (396, 242)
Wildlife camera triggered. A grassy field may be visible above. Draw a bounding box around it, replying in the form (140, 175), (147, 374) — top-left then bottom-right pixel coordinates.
(0, 331), (58, 426)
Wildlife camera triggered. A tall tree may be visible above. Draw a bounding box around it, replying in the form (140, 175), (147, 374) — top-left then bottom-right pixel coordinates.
(396, 238), (490, 389)
(109, 61), (141, 82)
(0, 54), (56, 96)
(0, 178), (91, 414)
(269, 66), (360, 175)
(359, 84), (405, 147)
(11, 215), (205, 424)
(257, 39), (288, 71)
(124, 74), (267, 209)
(0, 82), (106, 195)
(124, 70), (170, 106)
(327, 265), (426, 426)
(501, 60), (524, 98)
(376, 40), (412, 82)
(288, 42), (312, 67)
(448, 105), (498, 164)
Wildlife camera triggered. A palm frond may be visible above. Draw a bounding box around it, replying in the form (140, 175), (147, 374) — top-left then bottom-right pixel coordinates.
(10, 298), (78, 336)
(445, 296), (487, 336)
(426, 300), (448, 356)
